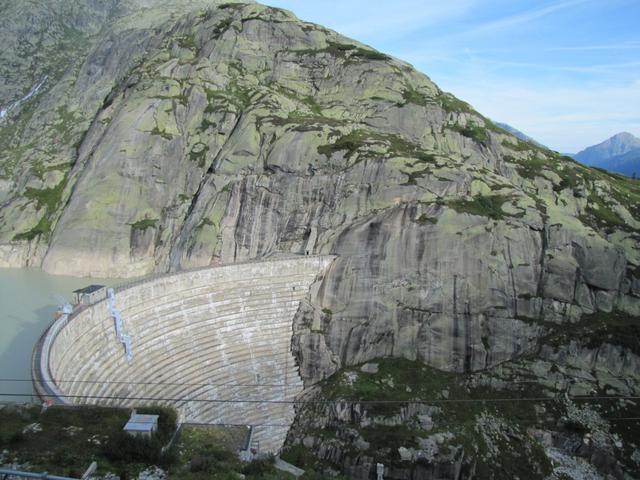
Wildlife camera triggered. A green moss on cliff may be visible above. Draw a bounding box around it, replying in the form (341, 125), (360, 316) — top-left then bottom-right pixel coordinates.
(437, 93), (474, 114)
(294, 41), (390, 63)
(543, 310), (640, 355)
(129, 218), (158, 230)
(13, 216), (51, 241)
(450, 122), (489, 145)
(447, 195), (508, 220)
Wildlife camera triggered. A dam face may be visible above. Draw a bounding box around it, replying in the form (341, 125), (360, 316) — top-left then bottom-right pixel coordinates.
(36, 256), (334, 453)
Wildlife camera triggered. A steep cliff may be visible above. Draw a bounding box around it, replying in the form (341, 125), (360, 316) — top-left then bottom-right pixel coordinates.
(1, 0), (639, 376)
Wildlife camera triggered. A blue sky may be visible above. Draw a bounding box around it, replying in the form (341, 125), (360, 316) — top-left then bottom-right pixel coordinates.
(264, 0), (640, 153)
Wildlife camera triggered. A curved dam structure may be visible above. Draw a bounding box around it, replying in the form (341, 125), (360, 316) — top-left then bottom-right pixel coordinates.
(33, 256), (334, 453)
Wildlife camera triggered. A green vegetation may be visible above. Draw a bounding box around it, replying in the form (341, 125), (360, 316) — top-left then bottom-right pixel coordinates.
(218, 2), (248, 10)
(317, 128), (437, 169)
(0, 405), (174, 478)
(102, 406), (177, 468)
(150, 126), (174, 140)
(129, 218), (158, 230)
(199, 118), (217, 131)
(157, 93), (188, 106)
(587, 165), (640, 220)
(447, 194), (509, 220)
(23, 177), (68, 212)
(289, 358), (554, 478)
(204, 83), (253, 112)
(317, 129), (368, 160)
(450, 122), (489, 145)
(211, 17), (238, 38)
(174, 425), (291, 479)
(581, 192), (626, 232)
(189, 144), (210, 168)
(176, 34), (197, 51)
(13, 174), (69, 240)
(414, 213), (438, 224)
(543, 309), (640, 355)
(13, 216), (52, 241)
(502, 139), (531, 152)
(0, 405), (295, 478)
(437, 92), (474, 114)
(514, 156), (547, 180)
(295, 41), (390, 63)
(400, 84), (428, 107)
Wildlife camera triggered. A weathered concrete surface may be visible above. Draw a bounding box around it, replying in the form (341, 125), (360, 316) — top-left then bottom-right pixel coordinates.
(43, 256), (334, 453)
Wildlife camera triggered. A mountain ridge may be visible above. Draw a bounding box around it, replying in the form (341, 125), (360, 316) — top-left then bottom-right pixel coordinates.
(573, 131), (640, 176)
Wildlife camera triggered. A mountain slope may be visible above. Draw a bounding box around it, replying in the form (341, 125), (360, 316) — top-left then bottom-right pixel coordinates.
(494, 121), (545, 148)
(604, 148), (640, 176)
(0, 2), (639, 477)
(574, 132), (640, 176)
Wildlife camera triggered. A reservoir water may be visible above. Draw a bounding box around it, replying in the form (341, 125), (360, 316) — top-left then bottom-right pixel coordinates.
(0, 268), (115, 402)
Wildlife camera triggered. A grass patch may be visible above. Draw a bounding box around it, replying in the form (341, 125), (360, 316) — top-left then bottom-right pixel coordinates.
(189, 144), (209, 168)
(172, 425), (288, 479)
(543, 309), (640, 355)
(14, 174), (69, 240)
(129, 218), (158, 230)
(580, 192), (627, 233)
(447, 194), (508, 220)
(150, 126), (173, 140)
(218, 2), (247, 10)
(301, 358), (554, 477)
(204, 83), (253, 112)
(502, 139), (531, 152)
(176, 35), (197, 50)
(295, 41), (389, 63)
(317, 128), (437, 167)
(23, 177), (67, 212)
(414, 213), (438, 224)
(437, 92), (474, 114)
(450, 122), (489, 145)
(0, 405), (135, 477)
(514, 156), (548, 180)
(13, 216), (51, 241)
(400, 84), (428, 106)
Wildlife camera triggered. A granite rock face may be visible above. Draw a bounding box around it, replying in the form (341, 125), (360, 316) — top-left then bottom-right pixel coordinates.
(0, 1), (639, 379)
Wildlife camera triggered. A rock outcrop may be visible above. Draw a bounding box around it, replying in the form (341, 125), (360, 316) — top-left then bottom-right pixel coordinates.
(1, 0), (639, 392)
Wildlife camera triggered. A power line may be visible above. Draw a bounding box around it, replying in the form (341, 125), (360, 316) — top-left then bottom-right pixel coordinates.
(2, 378), (299, 388)
(1, 391), (639, 405)
(3, 375), (634, 389)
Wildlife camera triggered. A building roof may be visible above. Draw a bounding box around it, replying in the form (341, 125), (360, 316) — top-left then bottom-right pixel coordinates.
(124, 413), (159, 432)
(72, 285), (105, 295)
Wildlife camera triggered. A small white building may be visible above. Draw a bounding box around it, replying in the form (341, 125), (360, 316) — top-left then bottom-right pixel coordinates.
(123, 411), (159, 438)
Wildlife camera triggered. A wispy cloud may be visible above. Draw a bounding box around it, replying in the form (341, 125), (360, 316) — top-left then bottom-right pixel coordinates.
(546, 42), (640, 51)
(293, 0), (477, 41)
(465, 0), (593, 35)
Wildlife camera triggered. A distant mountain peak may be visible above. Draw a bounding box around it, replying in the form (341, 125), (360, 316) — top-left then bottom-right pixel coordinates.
(573, 131), (640, 176)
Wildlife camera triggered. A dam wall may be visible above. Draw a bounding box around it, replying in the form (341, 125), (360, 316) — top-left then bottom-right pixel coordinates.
(37, 256), (334, 453)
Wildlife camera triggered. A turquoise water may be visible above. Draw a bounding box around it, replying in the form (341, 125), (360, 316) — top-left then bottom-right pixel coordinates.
(0, 268), (115, 402)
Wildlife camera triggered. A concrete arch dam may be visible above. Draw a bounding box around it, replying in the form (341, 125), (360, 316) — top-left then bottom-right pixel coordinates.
(34, 256), (335, 453)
